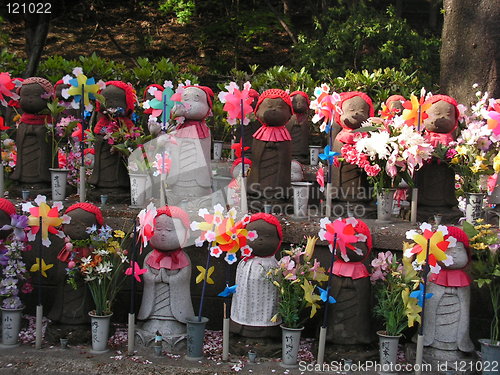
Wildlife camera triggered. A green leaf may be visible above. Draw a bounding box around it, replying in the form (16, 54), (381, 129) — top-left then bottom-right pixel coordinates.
(352, 126), (378, 133)
(463, 221), (479, 238)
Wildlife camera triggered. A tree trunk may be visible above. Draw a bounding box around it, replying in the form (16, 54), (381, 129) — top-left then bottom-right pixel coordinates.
(23, 13), (50, 77)
(440, 0), (500, 106)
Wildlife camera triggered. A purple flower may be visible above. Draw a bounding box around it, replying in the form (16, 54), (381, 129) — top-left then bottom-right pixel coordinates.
(477, 136), (492, 151)
(0, 214), (28, 241)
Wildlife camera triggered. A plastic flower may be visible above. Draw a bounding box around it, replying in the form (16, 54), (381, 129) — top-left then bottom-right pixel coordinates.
(405, 223), (455, 274)
(218, 81), (254, 125)
(22, 195), (68, 247)
(137, 203), (157, 250)
(0, 214), (28, 241)
(402, 91), (432, 128)
(30, 258), (53, 278)
(125, 261), (147, 282)
(0, 72), (20, 107)
(318, 217), (366, 262)
(301, 279), (322, 318)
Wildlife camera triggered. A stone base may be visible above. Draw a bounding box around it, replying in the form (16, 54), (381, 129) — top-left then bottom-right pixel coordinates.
(8, 183), (51, 199)
(417, 205), (462, 223)
(87, 188), (130, 204)
(229, 320), (281, 339)
(135, 327), (186, 353)
(405, 343), (478, 374)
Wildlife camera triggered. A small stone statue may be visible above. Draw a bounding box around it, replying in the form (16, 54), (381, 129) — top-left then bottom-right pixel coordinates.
(49, 203), (104, 324)
(0, 198), (17, 240)
(381, 95), (406, 119)
(332, 92), (374, 201)
(89, 81), (136, 191)
(291, 160), (304, 182)
(231, 213), (282, 337)
(327, 218), (373, 344)
(286, 91), (310, 164)
(417, 94), (459, 208)
(247, 89), (293, 199)
(167, 86), (214, 207)
(11, 77), (54, 185)
(423, 226), (474, 360)
(137, 206), (194, 349)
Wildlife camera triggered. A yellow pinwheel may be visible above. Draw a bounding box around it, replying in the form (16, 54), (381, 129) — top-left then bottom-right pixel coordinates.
(30, 258), (53, 278)
(405, 223), (454, 274)
(196, 265), (215, 285)
(301, 279), (322, 318)
(402, 287), (422, 327)
(402, 93), (431, 128)
(24, 196), (65, 247)
(67, 73), (101, 108)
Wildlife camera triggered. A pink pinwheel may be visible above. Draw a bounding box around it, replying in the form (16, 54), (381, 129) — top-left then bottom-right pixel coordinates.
(125, 261), (147, 282)
(152, 153), (172, 177)
(137, 203), (157, 250)
(0, 72), (20, 107)
(219, 82), (254, 125)
(318, 217), (366, 262)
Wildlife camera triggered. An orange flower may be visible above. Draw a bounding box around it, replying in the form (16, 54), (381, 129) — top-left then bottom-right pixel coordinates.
(402, 93), (431, 128)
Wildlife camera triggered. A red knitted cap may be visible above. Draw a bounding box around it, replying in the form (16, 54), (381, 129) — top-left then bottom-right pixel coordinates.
(155, 206), (190, 231)
(96, 80), (137, 114)
(335, 91), (375, 127)
(350, 218), (372, 252)
(446, 226), (471, 262)
(0, 198), (16, 216)
(385, 95), (406, 107)
(290, 90), (310, 106)
(22, 77), (54, 97)
(143, 84), (164, 101)
(54, 79), (65, 91)
(231, 157), (252, 176)
(254, 89), (293, 116)
(65, 203), (104, 225)
(248, 89), (259, 98)
(424, 94), (459, 129)
(248, 212), (283, 252)
(184, 85), (214, 110)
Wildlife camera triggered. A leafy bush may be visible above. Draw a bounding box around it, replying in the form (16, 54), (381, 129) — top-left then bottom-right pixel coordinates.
(293, 4), (440, 88)
(159, 0), (195, 24)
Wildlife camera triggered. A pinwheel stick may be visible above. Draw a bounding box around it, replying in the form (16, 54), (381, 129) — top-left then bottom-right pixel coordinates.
(325, 126), (334, 217)
(222, 262), (231, 361)
(35, 216), (43, 350)
(128, 222), (137, 355)
(240, 99), (245, 177)
(0, 127), (4, 197)
(197, 242), (213, 322)
(317, 233), (337, 365)
(415, 239), (431, 375)
(79, 84), (86, 202)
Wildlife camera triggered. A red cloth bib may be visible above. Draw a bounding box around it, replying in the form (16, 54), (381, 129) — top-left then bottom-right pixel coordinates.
(20, 113), (52, 126)
(146, 249), (190, 270)
(424, 131), (455, 147)
(93, 116), (135, 135)
(331, 259), (370, 279)
(336, 129), (357, 144)
(175, 120), (210, 139)
(253, 125), (291, 142)
(429, 269), (471, 287)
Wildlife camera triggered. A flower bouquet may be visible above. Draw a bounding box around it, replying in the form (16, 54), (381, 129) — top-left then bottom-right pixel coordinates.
(465, 220), (500, 344)
(266, 243), (328, 329)
(64, 225), (129, 316)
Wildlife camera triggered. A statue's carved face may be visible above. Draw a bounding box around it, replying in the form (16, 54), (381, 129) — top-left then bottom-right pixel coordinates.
(174, 87), (210, 121)
(339, 96), (370, 130)
(63, 209), (99, 241)
(150, 215), (186, 252)
(20, 83), (49, 114)
(245, 219), (280, 257)
(101, 85), (127, 112)
(292, 95), (308, 114)
(256, 98), (292, 127)
(424, 100), (456, 134)
(439, 241), (468, 269)
(387, 99), (404, 113)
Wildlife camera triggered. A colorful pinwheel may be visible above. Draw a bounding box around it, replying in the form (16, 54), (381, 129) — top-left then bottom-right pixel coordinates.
(152, 153), (172, 177)
(410, 282), (433, 307)
(319, 144), (339, 164)
(0, 72), (20, 107)
(402, 89), (431, 129)
(404, 223), (455, 274)
(231, 142), (250, 159)
(310, 84), (341, 134)
(218, 81), (254, 125)
(146, 81), (180, 127)
(64, 68), (104, 111)
(125, 261), (148, 282)
(137, 202), (157, 250)
(318, 217), (367, 262)
(22, 195), (69, 247)
(30, 258), (53, 278)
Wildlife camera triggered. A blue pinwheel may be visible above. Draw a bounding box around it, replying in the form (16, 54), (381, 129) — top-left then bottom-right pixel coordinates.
(148, 86), (180, 129)
(317, 286), (336, 304)
(218, 284), (238, 297)
(319, 144), (339, 165)
(410, 283), (433, 307)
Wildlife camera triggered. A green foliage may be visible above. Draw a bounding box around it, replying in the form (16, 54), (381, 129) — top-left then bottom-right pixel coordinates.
(294, 3), (440, 88)
(159, 0), (195, 24)
(0, 50), (26, 77)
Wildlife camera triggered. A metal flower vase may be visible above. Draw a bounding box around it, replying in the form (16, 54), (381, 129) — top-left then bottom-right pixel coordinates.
(89, 312), (113, 354)
(377, 189), (396, 223)
(377, 331), (401, 374)
(280, 325), (304, 368)
(50, 168), (70, 201)
(185, 316), (209, 361)
(129, 173), (148, 208)
(1, 307), (24, 347)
